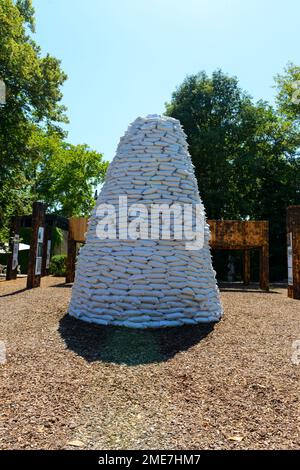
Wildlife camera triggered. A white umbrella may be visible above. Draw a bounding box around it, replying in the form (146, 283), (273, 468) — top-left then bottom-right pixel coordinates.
(0, 243), (30, 254)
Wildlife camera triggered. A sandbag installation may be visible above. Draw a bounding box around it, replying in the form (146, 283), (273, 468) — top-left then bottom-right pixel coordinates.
(69, 115), (223, 328)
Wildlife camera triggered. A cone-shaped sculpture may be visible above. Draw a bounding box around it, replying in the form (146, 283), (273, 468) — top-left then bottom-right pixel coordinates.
(69, 115), (223, 327)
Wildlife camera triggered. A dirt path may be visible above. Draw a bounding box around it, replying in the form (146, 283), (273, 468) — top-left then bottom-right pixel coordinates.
(0, 277), (299, 449)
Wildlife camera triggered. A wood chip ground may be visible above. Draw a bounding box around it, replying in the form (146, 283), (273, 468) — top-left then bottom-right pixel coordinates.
(0, 277), (299, 449)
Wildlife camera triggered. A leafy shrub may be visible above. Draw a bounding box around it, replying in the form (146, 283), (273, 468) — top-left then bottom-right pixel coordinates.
(49, 254), (67, 277)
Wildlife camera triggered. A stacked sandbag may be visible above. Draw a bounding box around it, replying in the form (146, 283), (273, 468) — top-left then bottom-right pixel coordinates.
(69, 115), (223, 328)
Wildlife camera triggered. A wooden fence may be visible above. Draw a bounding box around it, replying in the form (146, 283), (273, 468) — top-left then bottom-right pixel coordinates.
(66, 218), (269, 290)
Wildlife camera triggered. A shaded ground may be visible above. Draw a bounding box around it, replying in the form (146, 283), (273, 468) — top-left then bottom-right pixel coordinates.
(0, 276), (299, 449)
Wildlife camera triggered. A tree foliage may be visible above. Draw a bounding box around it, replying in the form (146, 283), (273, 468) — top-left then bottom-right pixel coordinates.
(0, 0), (107, 247)
(274, 62), (300, 122)
(166, 70), (300, 279)
(31, 132), (108, 217)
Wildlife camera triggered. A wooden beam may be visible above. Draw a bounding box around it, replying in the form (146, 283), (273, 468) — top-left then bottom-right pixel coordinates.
(208, 219), (269, 249)
(287, 206), (300, 299)
(65, 217), (88, 283)
(27, 202), (46, 289)
(68, 217), (88, 243)
(65, 217), (270, 288)
(259, 245), (269, 291)
(66, 239), (76, 284)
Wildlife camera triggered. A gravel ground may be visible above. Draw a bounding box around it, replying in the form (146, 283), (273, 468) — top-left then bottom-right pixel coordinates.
(0, 276), (299, 450)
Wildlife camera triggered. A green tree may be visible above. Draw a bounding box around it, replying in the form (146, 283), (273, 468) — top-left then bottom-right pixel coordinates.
(165, 71), (255, 218)
(31, 131), (108, 217)
(0, 1), (108, 248)
(0, 0), (68, 244)
(275, 62), (300, 121)
(166, 70), (300, 279)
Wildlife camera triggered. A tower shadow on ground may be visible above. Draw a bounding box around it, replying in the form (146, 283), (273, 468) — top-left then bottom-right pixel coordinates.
(58, 314), (215, 366)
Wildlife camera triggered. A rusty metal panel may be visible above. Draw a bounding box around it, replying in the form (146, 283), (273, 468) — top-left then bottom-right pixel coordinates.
(68, 218), (269, 248)
(208, 220), (268, 249)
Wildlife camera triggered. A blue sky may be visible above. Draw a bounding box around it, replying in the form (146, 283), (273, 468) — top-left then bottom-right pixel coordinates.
(33, 0), (299, 161)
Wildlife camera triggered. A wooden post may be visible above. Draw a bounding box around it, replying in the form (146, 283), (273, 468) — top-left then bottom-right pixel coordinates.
(259, 245), (269, 291)
(65, 217), (88, 283)
(258, 221), (269, 291)
(27, 202), (46, 289)
(243, 249), (251, 285)
(66, 239), (76, 283)
(6, 216), (21, 280)
(287, 206), (300, 299)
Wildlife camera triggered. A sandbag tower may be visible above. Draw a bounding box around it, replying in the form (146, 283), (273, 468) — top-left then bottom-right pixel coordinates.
(69, 115), (222, 327)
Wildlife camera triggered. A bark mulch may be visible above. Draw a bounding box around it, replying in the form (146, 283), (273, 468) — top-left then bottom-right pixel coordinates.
(0, 276), (299, 449)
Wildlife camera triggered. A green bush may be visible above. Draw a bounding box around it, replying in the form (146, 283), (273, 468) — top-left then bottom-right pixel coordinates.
(49, 254), (67, 277)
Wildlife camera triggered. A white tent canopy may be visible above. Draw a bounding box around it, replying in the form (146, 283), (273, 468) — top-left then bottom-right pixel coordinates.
(0, 243), (30, 254)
